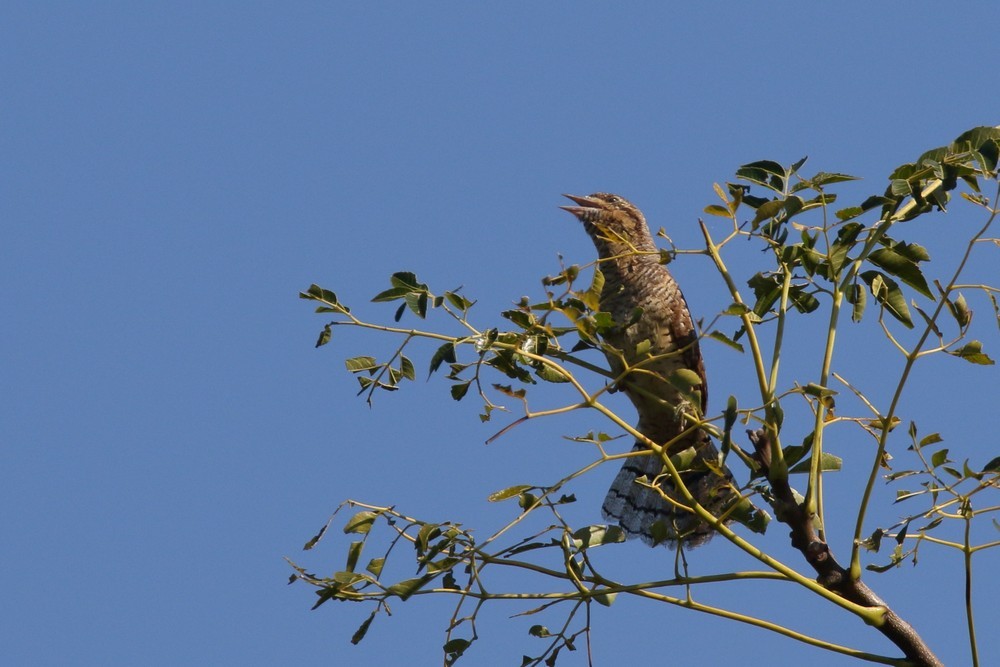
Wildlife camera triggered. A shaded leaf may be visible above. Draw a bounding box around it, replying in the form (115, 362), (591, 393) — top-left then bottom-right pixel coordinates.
(737, 160), (787, 192)
(444, 638), (471, 662)
(846, 283), (866, 322)
(315, 324), (332, 348)
(861, 271), (913, 328)
(303, 523), (328, 550)
(388, 575), (436, 601)
(400, 355), (416, 381)
(445, 291), (474, 311)
(350, 611), (377, 645)
(529, 625), (552, 638)
(450, 380), (471, 401)
(946, 293), (972, 329)
(430, 342), (457, 374)
(868, 247), (931, 298)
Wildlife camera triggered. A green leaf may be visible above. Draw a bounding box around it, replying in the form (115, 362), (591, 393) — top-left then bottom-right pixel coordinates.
(535, 364), (570, 383)
(788, 285), (820, 314)
(707, 330), (744, 352)
(445, 291), (474, 311)
(518, 491), (539, 511)
(801, 383), (837, 398)
(528, 625), (552, 638)
(868, 248), (931, 298)
(835, 206), (864, 221)
(703, 204), (731, 217)
(366, 557), (385, 577)
(581, 269), (605, 311)
(303, 523), (328, 550)
(861, 271), (913, 328)
(390, 271), (426, 291)
(301, 284), (339, 304)
(861, 528), (884, 552)
(443, 638), (471, 660)
(571, 525), (625, 549)
(918, 433), (943, 447)
(808, 171), (861, 187)
(931, 449), (950, 468)
(732, 495), (770, 535)
(750, 198), (786, 227)
(450, 380), (471, 401)
(344, 511), (378, 534)
(407, 291), (429, 318)
(593, 591), (617, 607)
(737, 160), (787, 192)
(948, 340), (995, 365)
(371, 286), (410, 302)
(387, 575), (436, 601)
(430, 342), (457, 374)
(890, 178), (912, 197)
(846, 283), (866, 322)
(981, 456), (1000, 473)
(946, 293), (972, 329)
(351, 611), (376, 645)
(400, 355), (416, 381)
(788, 452), (843, 474)
(314, 324), (332, 348)
(488, 485), (533, 502)
(345, 356), (378, 373)
(345, 540), (363, 572)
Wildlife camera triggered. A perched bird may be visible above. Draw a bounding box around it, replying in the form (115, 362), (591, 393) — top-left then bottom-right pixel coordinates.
(561, 193), (743, 547)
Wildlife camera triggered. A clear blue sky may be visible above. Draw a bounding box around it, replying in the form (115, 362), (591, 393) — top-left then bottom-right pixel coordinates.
(4, 4), (999, 666)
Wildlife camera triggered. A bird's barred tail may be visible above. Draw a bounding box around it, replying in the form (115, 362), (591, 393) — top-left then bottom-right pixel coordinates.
(601, 435), (739, 548)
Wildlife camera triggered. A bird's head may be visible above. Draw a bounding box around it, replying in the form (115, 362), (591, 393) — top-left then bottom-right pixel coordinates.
(560, 193), (656, 257)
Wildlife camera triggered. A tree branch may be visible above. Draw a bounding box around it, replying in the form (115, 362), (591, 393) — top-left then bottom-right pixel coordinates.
(749, 429), (942, 666)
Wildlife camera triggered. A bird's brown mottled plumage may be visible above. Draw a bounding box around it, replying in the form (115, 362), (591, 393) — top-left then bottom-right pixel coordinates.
(562, 192), (740, 547)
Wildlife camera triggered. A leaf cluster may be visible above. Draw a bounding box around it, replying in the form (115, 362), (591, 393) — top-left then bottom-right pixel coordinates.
(296, 126), (1000, 666)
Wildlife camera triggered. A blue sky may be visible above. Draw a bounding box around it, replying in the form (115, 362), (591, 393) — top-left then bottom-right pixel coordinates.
(4, 3), (999, 665)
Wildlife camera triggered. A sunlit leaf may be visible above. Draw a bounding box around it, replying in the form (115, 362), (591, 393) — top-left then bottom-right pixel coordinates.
(948, 340), (994, 365)
(366, 557), (385, 577)
(788, 452), (842, 474)
(571, 525), (625, 549)
(344, 511), (378, 534)
(708, 330), (744, 352)
(488, 485), (533, 502)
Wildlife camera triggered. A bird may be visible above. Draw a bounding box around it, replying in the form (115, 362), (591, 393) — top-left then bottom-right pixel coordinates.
(561, 192), (744, 547)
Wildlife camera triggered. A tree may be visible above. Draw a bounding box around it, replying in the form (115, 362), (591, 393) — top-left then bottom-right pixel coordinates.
(292, 127), (1000, 666)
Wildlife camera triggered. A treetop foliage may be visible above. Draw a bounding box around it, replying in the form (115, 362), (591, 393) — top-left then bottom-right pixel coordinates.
(295, 126), (1000, 667)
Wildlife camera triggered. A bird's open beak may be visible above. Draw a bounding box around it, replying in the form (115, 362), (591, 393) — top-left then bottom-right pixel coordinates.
(559, 193), (605, 217)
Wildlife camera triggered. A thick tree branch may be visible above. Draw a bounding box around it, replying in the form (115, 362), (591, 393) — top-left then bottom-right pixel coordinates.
(749, 429), (942, 667)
